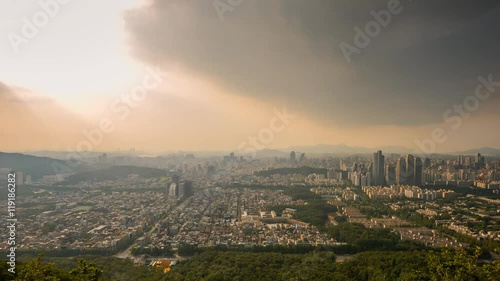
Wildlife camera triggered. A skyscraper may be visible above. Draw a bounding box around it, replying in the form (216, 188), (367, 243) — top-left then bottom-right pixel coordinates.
(168, 175), (180, 197)
(179, 180), (194, 197)
(15, 171), (23, 186)
(406, 154), (415, 185)
(424, 158), (431, 168)
(352, 162), (358, 172)
(385, 163), (395, 186)
(299, 153), (305, 162)
(414, 157), (423, 186)
(183, 181), (193, 197)
(290, 151), (296, 162)
(372, 150), (385, 186)
(475, 153), (485, 168)
(168, 183), (178, 197)
(396, 157), (406, 185)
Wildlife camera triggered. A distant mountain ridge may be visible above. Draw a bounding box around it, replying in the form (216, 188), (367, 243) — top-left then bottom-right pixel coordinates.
(455, 147), (500, 156)
(249, 144), (500, 157)
(286, 144), (414, 155)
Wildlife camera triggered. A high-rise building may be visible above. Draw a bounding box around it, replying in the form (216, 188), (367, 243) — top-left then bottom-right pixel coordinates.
(168, 183), (178, 197)
(15, 171), (23, 186)
(168, 175), (181, 197)
(366, 172), (372, 186)
(25, 175), (32, 185)
(372, 151), (385, 186)
(299, 153), (305, 162)
(360, 174), (369, 186)
(457, 155), (465, 165)
(352, 171), (362, 186)
(352, 162), (358, 172)
(178, 180), (193, 197)
(475, 153), (485, 168)
(405, 154), (415, 185)
(290, 151), (296, 162)
(338, 171), (349, 181)
(385, 163), (395, 186)
(414, 157), (423, 186)
(172, 174), (180, 185)
(424, 158), (431, 168)
(465, 156), (472, 166)
(183, 181), (193, 197)
(327, 169), (337, 179)
(178, 182), (185, 197)
(396, 158), (406, 185)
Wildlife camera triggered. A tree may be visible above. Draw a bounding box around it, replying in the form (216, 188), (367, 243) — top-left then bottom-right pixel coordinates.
(69, 260), (103, 281)
(15, 254), (61, 281)
(426, 248), (478, 281)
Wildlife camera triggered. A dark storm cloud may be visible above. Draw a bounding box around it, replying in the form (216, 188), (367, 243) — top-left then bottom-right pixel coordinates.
(124, 0), (500, 127)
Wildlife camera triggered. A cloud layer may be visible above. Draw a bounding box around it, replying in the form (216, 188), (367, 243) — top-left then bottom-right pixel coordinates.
(2, 1), (500, 153)
(124, 0), (500, 128)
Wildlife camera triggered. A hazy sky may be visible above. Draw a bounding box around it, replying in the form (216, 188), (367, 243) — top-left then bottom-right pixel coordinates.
(1, 0), (499, 153)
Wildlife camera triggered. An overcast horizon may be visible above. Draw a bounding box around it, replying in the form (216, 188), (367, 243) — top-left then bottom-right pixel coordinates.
(1, 0), (500, 154)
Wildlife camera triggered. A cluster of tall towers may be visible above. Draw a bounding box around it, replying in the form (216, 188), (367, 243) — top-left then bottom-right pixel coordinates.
(372, 151), (423, 186)
(290, 151), (305, 162)
(168, 175), (193, 198)
(394, 154), (422, 186)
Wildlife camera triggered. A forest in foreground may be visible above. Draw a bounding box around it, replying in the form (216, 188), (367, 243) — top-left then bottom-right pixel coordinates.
(1, 247), (499, 281)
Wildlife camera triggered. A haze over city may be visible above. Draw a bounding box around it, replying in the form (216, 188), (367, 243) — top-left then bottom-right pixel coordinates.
(2, 1), (500, 280)
(1, 0), (499, 153)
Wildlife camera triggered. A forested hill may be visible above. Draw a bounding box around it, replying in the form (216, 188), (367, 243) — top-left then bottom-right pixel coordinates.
(58, 165), (166, 184)
(0, 152), (69, 179)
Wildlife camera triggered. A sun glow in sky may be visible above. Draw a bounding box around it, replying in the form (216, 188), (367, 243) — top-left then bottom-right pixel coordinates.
(0, 0), (142, 114)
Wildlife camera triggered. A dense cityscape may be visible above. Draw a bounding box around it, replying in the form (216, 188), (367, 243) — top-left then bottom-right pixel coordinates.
(2, 0), (500, 280)
(1, 150), (499, 275)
